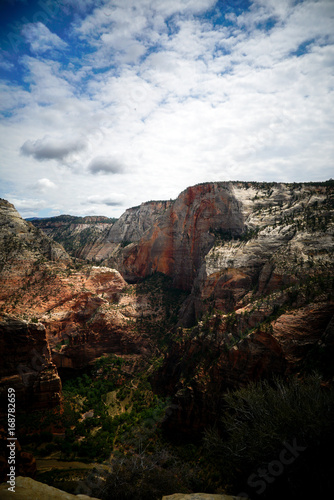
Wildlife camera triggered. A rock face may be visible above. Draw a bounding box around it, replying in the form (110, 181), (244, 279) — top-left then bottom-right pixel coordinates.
(142, 181), (334, 435)
(42, 266), (154, 370)
(120, 184), (244, 289)
(82, 199), (173, 262)
(30, 201), (172, 263)
(30, 215), (116, 260)
(0, 199), (71, 302)
(0, 317), (62, 412)
(0, 476), (100, 500)
(115, 182), (334, 319)
(0, 201), (158, 404)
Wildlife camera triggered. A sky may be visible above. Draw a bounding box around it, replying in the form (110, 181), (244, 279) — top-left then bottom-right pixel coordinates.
(0, 0), (333, 218)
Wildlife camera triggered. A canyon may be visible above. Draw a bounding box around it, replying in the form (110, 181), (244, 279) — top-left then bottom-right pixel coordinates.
(2, 181), (334, 416)
(0, 180), (334, 498)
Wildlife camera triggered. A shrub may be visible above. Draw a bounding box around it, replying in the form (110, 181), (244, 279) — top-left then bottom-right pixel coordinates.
(101, 449), (196, 500)
(203, 374), (334, 499)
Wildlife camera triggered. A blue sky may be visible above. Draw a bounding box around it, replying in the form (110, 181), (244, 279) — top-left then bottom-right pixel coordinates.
(0, 0), (333, 218)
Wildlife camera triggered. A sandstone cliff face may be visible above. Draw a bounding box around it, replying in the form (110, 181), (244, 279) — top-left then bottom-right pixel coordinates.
(142, 182), (334, 434)
(0, 317), (62, 412)
(30, 201), (173, 263)
(40, 266), (154, 370)
(114, 182), (334, 320)
(120, 183), (244, 288)
(201, 182), (334, 310)
(82, 199), (174, 263)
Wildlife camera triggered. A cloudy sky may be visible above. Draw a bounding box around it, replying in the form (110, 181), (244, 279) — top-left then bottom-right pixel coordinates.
(0, 0), (333, 218)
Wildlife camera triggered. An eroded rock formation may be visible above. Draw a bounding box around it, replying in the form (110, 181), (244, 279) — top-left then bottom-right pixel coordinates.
(1, 181), (334, 438)
(0, 317), (61, 412)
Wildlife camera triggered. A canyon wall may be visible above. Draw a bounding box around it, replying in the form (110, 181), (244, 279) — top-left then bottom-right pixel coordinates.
(1, 181), (334, 434)
(119, 183), (245, 288)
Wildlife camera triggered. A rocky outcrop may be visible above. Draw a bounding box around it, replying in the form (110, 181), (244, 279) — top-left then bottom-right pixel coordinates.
(108, 200), (173, 245)
(43, 267), (154, 370)
(30, 201), (173, 263)
(117, 182), (334, 300)
(0, 262), (155, 371)
(0, 199), (71, 302)
(0, 476), (100, 500)
(79, 199), (173, 263)
(120, 183), (244, 288)
(0, 202), (158, 397)
(0, 317), (62, 412)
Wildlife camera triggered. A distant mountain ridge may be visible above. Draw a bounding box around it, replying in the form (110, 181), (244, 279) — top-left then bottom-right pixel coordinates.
(28, 214), (117, 224)
(29, 214), (117, 259)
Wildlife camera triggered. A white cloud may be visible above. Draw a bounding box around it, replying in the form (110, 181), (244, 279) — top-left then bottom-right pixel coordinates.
(0, 0), (333, 218)
(33, 178), (57, 192)
(21, 23), (68, 54)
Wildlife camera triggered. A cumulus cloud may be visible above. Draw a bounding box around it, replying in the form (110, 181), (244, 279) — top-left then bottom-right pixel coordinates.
(20, 135), (86, 161)
(32, 178), (57, 192)
(8, 197), (47, 217)
(21, 23), (68, 54)
(88, 156), (125, 175)
(1, 0), (333, 218)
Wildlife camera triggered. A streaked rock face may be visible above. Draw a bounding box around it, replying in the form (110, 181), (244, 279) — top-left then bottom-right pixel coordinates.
(120, 183), (245, 288)
(114, 182), (334, 321)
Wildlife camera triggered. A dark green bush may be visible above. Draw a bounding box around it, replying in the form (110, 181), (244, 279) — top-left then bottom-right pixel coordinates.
(203, 374), (334, 499)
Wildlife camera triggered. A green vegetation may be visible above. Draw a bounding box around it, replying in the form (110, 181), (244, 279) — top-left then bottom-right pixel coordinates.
(210, 226), (260, 243)
(17, 355), (170, 464)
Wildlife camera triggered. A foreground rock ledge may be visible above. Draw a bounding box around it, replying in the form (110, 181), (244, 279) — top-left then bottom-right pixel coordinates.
(162, 494), (244, 500)
(0, 476), (99, 500)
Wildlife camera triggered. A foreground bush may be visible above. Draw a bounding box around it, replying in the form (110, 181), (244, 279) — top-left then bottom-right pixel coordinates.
(204, 374), (334, 499)
(100, 448), (198, 500)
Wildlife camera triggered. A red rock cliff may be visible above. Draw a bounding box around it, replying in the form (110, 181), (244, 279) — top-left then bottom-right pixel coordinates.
(120, 183), (244, 289)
